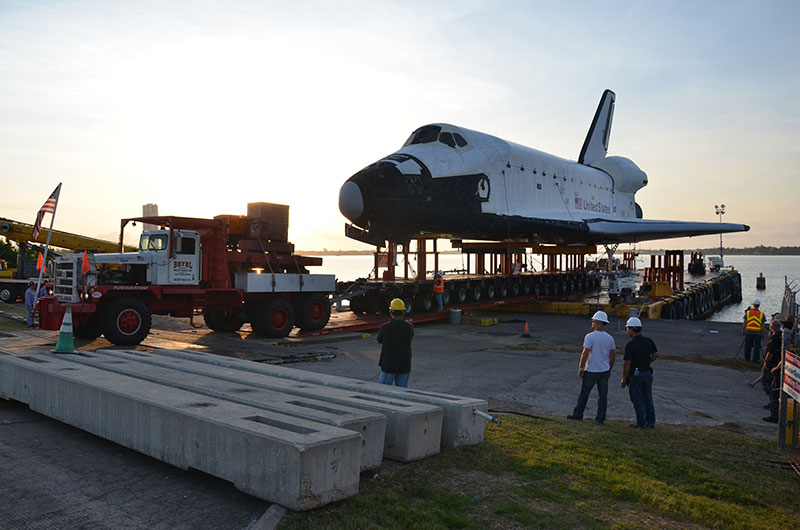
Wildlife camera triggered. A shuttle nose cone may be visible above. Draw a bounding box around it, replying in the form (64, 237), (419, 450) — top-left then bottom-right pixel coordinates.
(339, 181), (364, 221)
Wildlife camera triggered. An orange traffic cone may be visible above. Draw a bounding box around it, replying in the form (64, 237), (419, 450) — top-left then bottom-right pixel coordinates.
(521, 321), (531, 338)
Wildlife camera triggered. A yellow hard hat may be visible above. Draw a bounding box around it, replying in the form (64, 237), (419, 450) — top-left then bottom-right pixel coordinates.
(389, 298), (405, 311)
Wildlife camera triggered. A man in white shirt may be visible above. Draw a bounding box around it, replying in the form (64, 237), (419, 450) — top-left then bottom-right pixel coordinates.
(567, 310), (616, 425)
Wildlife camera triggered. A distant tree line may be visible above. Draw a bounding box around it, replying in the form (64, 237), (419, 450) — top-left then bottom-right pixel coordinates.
(695, 246), (800, 256)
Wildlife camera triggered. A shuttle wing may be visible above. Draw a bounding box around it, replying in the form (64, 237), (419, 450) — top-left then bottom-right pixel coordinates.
(583, 218), (749, 244)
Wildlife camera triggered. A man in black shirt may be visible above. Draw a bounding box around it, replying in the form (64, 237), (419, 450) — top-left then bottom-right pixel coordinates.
(620, 317), (659, 428)
(376, 298), (414, 387)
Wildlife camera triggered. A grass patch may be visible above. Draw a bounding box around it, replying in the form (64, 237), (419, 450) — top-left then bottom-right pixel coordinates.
(279, 416), (799, 529)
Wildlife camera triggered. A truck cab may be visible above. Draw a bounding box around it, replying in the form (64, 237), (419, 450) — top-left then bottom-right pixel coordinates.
(83, 229), (202, 287)
(138, 229), (201, 285)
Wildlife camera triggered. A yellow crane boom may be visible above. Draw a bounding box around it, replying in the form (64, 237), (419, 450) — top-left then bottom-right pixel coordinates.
(0, 217), (135, 252)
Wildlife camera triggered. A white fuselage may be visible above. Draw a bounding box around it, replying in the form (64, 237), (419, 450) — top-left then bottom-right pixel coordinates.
(395, 123), (642, 222)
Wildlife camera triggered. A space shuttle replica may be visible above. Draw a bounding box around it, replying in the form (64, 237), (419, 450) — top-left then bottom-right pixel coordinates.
(339, 89), (749, 247)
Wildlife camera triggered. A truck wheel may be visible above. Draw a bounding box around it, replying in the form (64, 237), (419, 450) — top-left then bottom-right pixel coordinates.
(510, 282), (520, 297)
(297, 293), (331, 332)
(0, 287), (13, 303)
(204, 308), (245, 333)
(101, 298), (151, 346)
(252, 298), (295, 338)
(497, 285), (507, 298)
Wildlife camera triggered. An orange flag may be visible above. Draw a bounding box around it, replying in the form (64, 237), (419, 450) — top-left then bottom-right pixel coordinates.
(82, 250), (90, 275)
(36, 252), (43, 270)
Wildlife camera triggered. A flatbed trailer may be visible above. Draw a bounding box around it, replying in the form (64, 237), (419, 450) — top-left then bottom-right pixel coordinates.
(336, 238), (601, 316)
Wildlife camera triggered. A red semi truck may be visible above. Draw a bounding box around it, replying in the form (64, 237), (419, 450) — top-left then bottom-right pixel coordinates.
(39, 203), (334, 346)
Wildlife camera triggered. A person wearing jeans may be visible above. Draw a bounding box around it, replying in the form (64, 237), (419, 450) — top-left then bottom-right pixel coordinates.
(567, 310), (616, 425)
(620, 316), (659, 428)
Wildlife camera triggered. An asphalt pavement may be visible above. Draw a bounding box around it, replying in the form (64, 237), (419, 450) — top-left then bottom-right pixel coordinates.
(0, 308), (777, 529)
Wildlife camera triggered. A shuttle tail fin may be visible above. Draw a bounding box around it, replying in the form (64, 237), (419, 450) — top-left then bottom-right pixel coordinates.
(579, 89), (615, 165)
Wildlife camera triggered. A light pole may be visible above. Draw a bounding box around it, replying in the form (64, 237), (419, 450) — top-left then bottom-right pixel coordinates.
(714, 204), (725, 258)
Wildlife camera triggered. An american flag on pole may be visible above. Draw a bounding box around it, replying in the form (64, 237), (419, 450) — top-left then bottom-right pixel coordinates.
(31, 184), (61, 240)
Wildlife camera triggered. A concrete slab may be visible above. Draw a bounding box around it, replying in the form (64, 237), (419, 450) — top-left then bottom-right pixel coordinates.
(99, 348), (443, 462)
(58, 349), (386, 470)
(157, 348), (487, 448)
(0, 353), (361, 511)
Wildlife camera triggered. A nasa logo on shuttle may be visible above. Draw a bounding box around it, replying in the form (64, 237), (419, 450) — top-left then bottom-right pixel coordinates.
(476, 177), (490, 201)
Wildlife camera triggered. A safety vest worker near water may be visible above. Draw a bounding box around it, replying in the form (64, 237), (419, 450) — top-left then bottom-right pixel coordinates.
(433, 271), (445, 311)
(742, 299), (765, 364)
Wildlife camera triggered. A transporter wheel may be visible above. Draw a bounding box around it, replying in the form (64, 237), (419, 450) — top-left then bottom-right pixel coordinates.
(469, 285), (482, 302)
(497, 284), (508, 299)
(349, 296), (365, 314)
(522, 281), (531, 296)
(416, 294), (433, 312)
(402, 297), (414, 316)
(542, 282), (551, 296)
(510, 282), (520, 297)
(252, 298), (295, 338)
(101, 297), (152, 346)
(453, 287), (467, 304)
(203, 307), (245, 333)
(533, 282), (541, 296)
(0, 287), (14, 303)
(484, 285), (495, 300)
(551, 281), (560, 295)
(296, 293), (331, 332)
(442, 289), (452, 306)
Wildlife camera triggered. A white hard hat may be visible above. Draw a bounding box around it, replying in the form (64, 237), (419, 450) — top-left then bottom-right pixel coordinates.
(591, 310), (609, 323)
(626, 317), (642, 328)
(752, 299), (760, 306)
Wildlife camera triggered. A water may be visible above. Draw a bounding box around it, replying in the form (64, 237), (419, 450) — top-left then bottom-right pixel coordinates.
(307, 253), (800, 323)
(700, 255), (800, 323)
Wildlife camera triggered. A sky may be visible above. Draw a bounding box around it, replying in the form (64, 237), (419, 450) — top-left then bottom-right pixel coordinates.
(1, 0), (798, 252)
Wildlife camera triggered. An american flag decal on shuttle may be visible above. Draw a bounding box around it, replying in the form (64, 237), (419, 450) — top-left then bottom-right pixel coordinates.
(575, 198), (582, 210)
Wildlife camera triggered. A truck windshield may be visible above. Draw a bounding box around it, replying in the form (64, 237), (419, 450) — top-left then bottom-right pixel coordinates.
(139, 233), (168, 251)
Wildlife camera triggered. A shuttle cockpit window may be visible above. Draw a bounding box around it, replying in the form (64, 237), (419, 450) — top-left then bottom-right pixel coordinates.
(438, 132), (456, 148)
(405, 125), (442, 145)
(453, 133), (468, 147)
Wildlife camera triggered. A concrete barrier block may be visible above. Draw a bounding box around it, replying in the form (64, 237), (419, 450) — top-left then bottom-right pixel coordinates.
(0, 354), (360, 511)
(156, 348), (487, 448)
(58, 350), (386, 471)
(100, 349), (443, 462)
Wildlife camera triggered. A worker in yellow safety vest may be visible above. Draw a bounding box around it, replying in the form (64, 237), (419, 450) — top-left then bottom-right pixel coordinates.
(433, 271), (445, 311)
(742, 299), (765, 364)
